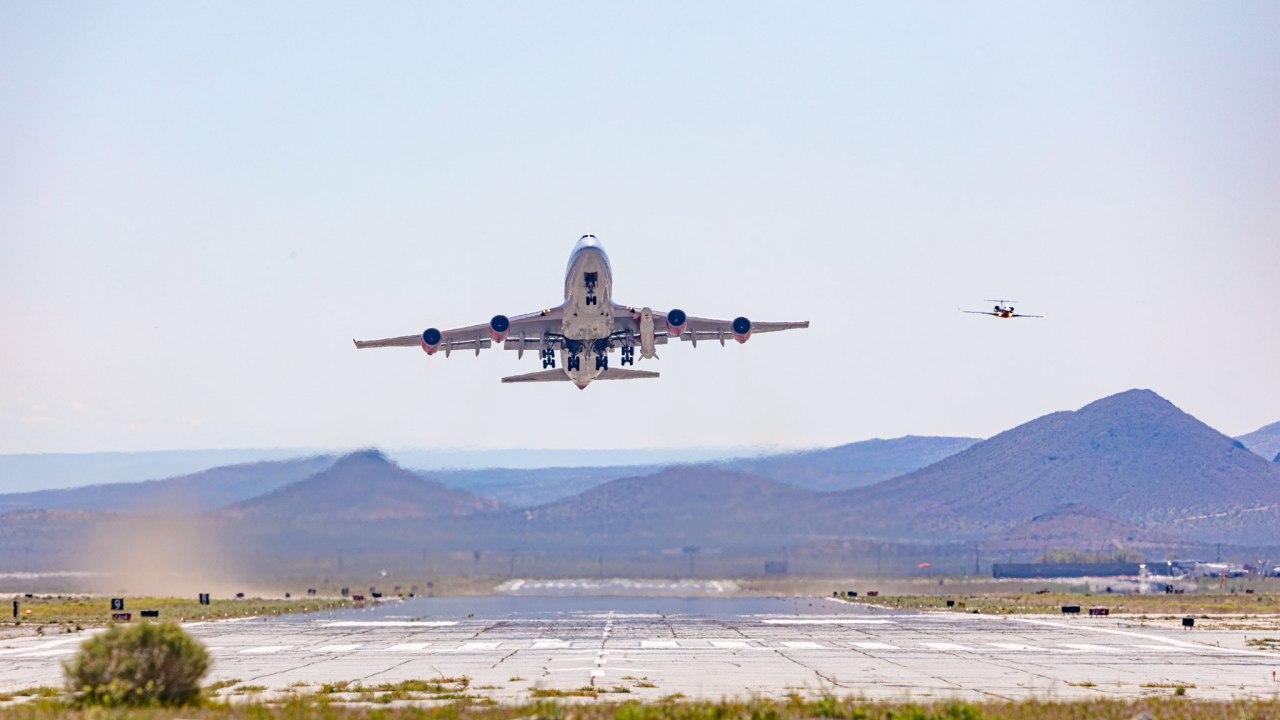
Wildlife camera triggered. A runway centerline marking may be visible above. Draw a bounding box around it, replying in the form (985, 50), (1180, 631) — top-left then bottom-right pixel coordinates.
(851, 642), (900, 650)
(780, 641), (826, 649)
(240, 646), (291, 654)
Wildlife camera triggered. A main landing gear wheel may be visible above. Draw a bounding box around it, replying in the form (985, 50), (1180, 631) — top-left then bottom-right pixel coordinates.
(541, 348), (556, 369)
(621, 346), (635, 366)
(567, 355), (581, 371)
(595, 354), (609, 371)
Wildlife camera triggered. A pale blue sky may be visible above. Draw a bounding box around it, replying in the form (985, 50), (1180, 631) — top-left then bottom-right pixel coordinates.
(2, 2), (1278, 455)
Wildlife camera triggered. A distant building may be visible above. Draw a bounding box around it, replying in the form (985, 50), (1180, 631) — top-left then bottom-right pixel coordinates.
(992, 562), (1143, 578)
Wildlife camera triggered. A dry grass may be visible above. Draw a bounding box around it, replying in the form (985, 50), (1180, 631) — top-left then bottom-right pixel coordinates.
(6, 695), (1280, 719)
(848, 591), (1280, 615)
(3, 595), (350, 629)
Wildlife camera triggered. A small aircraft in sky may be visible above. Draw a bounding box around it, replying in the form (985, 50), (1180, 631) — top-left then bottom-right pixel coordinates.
(354, 236), (810, 389)
(960, 300), (1044, 319)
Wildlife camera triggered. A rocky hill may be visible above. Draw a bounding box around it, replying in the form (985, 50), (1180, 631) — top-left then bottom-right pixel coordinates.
(1237, 420), (1280, 463)
(720, 436), (980, 491)
(225, 450), (498, 521)
(830, 389), (1280, 544)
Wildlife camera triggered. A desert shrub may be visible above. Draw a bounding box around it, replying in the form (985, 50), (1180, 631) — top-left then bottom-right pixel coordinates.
(63, 621), (210, 707)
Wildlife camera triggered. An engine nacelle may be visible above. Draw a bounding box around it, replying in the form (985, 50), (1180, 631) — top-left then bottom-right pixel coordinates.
(489, 314), (511, 343)
(732, 316), (752, 344)
(666, 308), (688, 337)
(421, 327), (443, 354)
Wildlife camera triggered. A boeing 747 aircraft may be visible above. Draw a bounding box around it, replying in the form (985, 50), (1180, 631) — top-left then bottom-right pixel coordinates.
(354, 236), (809, 389)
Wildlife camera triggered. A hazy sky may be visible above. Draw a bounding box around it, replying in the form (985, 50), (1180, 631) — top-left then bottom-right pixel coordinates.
(2, 2), (1278, 456)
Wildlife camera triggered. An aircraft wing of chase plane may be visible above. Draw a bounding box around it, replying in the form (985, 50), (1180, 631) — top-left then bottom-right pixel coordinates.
(354, 236), (810, 389)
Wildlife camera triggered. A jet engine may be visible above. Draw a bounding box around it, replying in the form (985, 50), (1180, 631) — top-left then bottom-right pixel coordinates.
(732, 316), (752, 343)
(489, 315), (511, 342)
(420, 327), (443, 354)
(666, 308), (688, 337)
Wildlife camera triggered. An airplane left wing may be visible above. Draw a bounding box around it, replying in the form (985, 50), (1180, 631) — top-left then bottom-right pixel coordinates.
(354, 306), (564, 356)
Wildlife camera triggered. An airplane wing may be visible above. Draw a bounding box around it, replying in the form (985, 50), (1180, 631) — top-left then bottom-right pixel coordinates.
(1010, 313), (1045, 318)
(612, 304), (808, 346)
(960, 310), (998, 316)
(354, 306), (564, 356)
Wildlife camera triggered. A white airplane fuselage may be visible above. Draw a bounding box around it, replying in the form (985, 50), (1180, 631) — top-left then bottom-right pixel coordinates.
(560, 236), (615, 388)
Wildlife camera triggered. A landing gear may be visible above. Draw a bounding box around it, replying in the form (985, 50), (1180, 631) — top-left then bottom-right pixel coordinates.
(567, 354), (581, 371)
(620, 345), (635, 366)
(584, 272), (598, 305)
(593, 339), (612, 371)
(540, 347), (556, 369)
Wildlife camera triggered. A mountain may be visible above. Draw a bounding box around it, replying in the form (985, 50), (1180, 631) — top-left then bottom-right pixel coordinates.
(833, 389), (1280, 544)
(984, 504), (1181, 552)
(420, 437), (979, 505)
(420, 466), (662, 507)
(720, 436), (980, 492)
(500, 467), (819, 549)
(0, 448), (325, 494)
(1237, 420), (1280, 463)
(225, 449), (497, 521)
(0, 456), (335, 514)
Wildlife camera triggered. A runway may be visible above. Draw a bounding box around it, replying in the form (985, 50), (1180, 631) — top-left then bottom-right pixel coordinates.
(2, 596), (1278, 701)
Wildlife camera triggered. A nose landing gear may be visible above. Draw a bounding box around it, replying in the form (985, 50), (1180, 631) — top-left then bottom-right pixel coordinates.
(584, 272), (598, 305)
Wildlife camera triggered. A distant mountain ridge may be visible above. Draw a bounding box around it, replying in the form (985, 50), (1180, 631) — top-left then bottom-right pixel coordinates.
(719, 435), (980, 492)
(225, 449), (498, 521)
(1237, 420), (1280, 463)
(829, 389), (1280, 544)
(0, 456), (335, 514)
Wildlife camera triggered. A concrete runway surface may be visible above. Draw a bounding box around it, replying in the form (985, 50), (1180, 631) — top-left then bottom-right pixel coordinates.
(3, 596), (1279, 701)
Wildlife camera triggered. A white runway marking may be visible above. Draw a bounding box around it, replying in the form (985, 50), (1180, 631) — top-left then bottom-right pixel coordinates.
(0, 638), (84, 655)
(988, 643), (1047, 652)
(762, 619), (894, 625)
(531, 639), (571, 649)
(781, 641), (827, 649)
(709, 640), (753, 649)
(385, 643), (432, 652)
(922, 642), (975, 651)
(1060, 643), (1118, 653)
(17, 648), (78, 658)
(313, 644), (362, 653)
(447, 642), (500, 652)
(641, 640), (679, 649)
(324, 621), (457, 628)
(240, 646), (291, 654)
(1134, 644), (1196, 653)
(851, 642), (900, 650)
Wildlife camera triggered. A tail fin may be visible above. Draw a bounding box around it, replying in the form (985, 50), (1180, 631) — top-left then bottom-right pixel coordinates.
(501, 368), (660, 383)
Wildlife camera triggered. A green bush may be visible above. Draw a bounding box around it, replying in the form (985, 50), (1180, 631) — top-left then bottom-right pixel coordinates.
(63, 621), (210, 707)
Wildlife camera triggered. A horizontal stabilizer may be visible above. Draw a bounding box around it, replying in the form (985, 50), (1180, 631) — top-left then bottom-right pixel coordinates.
(501, 368), (660, 383)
